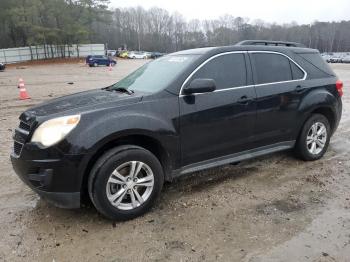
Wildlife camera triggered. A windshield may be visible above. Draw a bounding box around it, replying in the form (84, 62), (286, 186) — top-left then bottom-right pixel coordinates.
(110, 55), (198, 93)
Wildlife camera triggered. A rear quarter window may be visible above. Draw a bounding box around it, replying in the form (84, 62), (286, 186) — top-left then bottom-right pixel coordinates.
(297, 53), (335, 77)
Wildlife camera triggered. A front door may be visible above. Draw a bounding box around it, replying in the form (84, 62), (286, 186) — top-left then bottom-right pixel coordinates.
(179, 52), (257, 166)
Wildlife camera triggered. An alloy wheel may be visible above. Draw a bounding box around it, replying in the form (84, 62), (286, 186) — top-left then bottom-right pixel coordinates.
(306, 122), (327, 155)
(106, 161), (154, 210)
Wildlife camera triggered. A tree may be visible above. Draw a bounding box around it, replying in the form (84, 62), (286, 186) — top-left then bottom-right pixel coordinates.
(1, 2), (350, 53)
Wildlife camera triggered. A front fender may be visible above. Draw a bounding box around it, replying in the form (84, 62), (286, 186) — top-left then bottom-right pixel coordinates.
(71, 110), (178, 154)
(66, 111), (179, 188)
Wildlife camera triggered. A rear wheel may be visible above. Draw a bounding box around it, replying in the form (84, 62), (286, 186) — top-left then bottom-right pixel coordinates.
(88, 145), (164, 220)
(295, 114), (331, 161)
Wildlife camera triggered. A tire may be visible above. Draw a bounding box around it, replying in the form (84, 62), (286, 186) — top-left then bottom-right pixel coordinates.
(94, 62), (98, 67)
(295, 114), (331, 161)
(88, 145), (164, 220)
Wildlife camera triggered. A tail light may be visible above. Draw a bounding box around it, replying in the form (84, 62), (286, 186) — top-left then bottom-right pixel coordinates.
(336, 80), (343, 97)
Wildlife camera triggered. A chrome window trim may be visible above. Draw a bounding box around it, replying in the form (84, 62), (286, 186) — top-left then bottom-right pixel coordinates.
(179, 50), (307, 97)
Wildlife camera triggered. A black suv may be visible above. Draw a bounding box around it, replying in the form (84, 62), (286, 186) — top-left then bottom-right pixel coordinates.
(11, 41), (343, 220)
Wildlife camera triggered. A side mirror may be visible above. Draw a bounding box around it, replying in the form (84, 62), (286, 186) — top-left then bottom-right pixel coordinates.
(183, 78), (216, 94)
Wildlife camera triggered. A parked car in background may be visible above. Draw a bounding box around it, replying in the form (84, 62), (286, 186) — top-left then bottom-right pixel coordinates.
(85, 55), (92, 64)
(118, 51), (129, 58)
(107, 50), (117, 57)
(87, 55), (117, 67)
(0, 62), (5, 71)
(150, 52), (164, 59)
(329, 55), (343, 63)
(128, 51), (148, 59)
(341, 56), (350, 63)
(144, 52), (152, 58)
(11, 40), (343, 220)
(321, 54), (331, 63)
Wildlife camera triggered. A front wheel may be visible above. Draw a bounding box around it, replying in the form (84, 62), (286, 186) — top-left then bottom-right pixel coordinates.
(295, 114), (331, 161)
(88, 145), (164, 220)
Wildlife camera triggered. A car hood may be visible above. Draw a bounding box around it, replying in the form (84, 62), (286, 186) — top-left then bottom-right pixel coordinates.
(23, 89), (143, 118)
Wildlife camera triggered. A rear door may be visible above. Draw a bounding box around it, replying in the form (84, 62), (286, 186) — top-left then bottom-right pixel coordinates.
(179, 52), (257, 166)
(249, 51), (306, 147)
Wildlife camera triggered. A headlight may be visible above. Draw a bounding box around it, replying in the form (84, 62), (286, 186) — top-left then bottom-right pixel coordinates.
(31, 115), (80, 147)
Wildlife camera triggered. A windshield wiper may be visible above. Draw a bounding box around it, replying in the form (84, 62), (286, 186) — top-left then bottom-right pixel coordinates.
(105, 86), (134, 95)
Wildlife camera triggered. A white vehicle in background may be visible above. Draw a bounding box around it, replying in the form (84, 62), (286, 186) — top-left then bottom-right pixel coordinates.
(329, 55), (343, 63)
(341, 56), (350, 63)
(107, 50), (117, 56)
(128, 51), (148, 59)
(321, 54), (332, 63)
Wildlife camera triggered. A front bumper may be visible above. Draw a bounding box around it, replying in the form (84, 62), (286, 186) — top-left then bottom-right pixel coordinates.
(11, 147), (86, 208)
(30, 187), (80, 209)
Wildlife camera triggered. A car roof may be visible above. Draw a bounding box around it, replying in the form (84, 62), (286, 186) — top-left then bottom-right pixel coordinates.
(170, 44), (319, 57)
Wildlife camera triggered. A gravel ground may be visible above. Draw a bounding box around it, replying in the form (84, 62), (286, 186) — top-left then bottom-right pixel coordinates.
(0, 61), (349, 262)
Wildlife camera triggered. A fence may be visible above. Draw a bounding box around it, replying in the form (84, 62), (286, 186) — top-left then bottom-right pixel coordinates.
(0, 44), (105, 64)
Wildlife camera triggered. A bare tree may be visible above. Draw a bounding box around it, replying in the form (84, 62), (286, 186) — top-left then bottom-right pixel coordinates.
(1, 2), (350, 53)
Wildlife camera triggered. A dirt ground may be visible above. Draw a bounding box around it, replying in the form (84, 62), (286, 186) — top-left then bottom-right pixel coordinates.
(0, 60), (349, 262)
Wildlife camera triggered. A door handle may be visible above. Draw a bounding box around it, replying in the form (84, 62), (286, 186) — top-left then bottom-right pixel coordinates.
(237, 95), (251, 105)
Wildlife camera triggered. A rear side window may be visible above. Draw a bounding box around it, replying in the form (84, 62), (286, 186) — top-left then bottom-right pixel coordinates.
(191, 53), (247, 90)
(297, 53), (335, 76)
(251, 53), (293, 84)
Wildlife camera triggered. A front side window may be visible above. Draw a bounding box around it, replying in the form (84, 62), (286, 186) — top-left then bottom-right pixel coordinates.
(251, 53), (293, 84)
(191, 53), (247, 90)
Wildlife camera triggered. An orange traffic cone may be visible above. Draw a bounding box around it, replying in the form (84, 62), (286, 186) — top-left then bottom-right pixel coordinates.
(108, 63), (112, 71)
(18, 78), (30, 100)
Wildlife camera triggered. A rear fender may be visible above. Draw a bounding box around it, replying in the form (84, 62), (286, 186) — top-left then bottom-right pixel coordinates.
(296, 88), (338, 136)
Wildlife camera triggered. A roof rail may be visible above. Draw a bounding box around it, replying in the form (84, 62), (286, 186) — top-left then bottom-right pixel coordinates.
(236, 40), (306, 48)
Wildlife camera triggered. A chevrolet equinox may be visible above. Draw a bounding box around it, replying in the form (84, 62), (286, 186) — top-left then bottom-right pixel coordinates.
(11, 40), (343, 220)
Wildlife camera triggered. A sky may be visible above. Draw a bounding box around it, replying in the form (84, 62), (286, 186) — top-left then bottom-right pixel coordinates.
(109, 0), (350, 24)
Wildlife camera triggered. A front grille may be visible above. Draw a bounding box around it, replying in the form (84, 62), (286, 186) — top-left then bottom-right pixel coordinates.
(19, 121), (31, 131)
(13, 119), (33, 156)
(13, 141), (23, 155)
